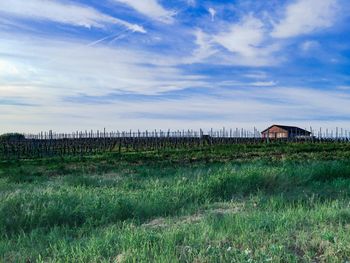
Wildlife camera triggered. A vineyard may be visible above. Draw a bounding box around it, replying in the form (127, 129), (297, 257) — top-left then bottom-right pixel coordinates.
(1, 128), (350, 160)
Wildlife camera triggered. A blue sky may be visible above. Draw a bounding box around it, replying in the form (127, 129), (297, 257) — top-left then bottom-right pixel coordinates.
(1, 0), (350, 132)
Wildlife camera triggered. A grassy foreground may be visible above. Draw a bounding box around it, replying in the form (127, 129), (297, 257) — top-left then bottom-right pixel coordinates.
(0, 143), (350, 262)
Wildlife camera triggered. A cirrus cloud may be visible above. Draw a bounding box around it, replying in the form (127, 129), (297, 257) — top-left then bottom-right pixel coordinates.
(0, 0), (145, 32)
(272, 0), (339, 38)
(112, 0), (175, 23)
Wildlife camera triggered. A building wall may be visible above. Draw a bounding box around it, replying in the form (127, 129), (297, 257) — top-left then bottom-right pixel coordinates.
(262, 126), (288, 139)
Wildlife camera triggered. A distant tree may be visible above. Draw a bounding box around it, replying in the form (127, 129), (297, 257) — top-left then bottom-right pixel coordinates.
(0, 133), (26, 142)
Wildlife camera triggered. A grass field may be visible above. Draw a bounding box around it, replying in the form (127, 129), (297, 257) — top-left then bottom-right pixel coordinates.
(0, 143), (350, 262)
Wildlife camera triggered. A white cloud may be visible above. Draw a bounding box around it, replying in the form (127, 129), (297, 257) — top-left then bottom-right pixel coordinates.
(244, 72), (268, 79)
(214, 16), (265, 57)
(112, 0), (174, 23)
(300, 40), (320, 52)
(0, 0), (145, 32)
(251, 81), (277, 87)
(186, 18), (282, 67)
(272, 0), (339, 38)
(0, 59), (20, 76)
(208, 15), (281, 66)
(0, 31), (348, 132)
(0, 34), (206, 99)
(187, 0), (196, 7)
(187, 0), (341, 66)
(186, 29), (217, 63)
(337, 86), (350, 90)
(265, 87), (350, 115)
(2, 84), (350, 133)
(208, 8), (216, 21)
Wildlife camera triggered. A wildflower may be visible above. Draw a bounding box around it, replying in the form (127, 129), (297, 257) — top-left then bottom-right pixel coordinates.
(244, 248), (252, 255)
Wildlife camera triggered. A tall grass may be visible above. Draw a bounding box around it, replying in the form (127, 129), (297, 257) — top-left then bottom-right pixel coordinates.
(0, 143), (349, 262)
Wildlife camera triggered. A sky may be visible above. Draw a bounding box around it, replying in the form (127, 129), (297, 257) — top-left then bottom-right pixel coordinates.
(1, 0), (350, 133)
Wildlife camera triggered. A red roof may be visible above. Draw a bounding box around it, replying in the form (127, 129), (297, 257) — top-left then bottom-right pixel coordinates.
(261, 125), (311, 134)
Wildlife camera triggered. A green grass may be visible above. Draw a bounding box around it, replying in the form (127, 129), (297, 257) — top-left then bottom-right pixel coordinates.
(0, 143), (350, 262)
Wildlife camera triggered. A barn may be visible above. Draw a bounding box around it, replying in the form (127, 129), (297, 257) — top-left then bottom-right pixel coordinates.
(261, 125), (312, 139)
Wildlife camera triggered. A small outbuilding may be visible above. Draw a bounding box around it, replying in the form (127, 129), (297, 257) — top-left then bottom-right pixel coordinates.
(261, 125), (312, 139)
